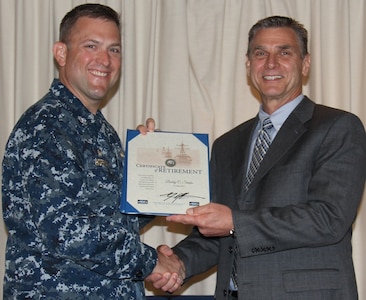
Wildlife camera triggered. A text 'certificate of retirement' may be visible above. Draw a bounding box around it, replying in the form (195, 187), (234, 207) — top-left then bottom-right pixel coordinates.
(120, 130), (210, 215)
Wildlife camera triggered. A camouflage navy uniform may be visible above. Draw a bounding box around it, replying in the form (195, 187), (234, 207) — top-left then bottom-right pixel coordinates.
(2, 79), (157, 299)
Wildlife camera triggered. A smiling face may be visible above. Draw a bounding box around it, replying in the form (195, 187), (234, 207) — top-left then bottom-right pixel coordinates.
(53, 17), (121, 114)
(246, 27), (310, 114)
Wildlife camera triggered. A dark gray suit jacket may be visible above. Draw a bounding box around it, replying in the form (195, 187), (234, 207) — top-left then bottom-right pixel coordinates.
(173, 97), (366, 300)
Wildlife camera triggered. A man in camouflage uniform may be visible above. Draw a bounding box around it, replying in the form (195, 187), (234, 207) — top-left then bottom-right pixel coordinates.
(2, 4), (183, 299)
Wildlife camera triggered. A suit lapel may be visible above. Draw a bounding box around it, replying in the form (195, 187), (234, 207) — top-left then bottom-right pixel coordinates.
(246, 97), (315, 191)
(232, 117), (258, 202)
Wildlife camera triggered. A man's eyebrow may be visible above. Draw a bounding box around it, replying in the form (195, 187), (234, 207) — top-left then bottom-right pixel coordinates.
(251, 45), (266, 52)
(252, 44), (292, 50)
(277, 44), (292, 50)
(83, 39), (100, 44)
(109, 42), (122, 48)
(82, 39), (121, 47)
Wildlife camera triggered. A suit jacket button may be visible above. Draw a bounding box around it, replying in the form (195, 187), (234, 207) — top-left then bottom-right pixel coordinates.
(223, 289), (228, 296)
(229, 246), (234, 253)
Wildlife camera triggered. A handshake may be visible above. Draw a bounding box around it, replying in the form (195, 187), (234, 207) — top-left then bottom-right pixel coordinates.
(145, 244), (186, 293)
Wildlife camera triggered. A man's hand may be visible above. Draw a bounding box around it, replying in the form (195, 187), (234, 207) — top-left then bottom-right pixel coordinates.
(136, 117), (156, 134)
(146, 245), (186, 293)
(166, 203), (234, 237)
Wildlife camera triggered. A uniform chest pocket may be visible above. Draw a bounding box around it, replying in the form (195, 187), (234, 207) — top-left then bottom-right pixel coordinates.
(85, 156), (120, 190)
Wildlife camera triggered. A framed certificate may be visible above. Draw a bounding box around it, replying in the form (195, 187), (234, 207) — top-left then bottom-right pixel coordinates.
(120, 130), (210, 215)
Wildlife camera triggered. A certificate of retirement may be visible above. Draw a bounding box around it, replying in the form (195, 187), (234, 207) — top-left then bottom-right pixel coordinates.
(120, 130), (210, 215)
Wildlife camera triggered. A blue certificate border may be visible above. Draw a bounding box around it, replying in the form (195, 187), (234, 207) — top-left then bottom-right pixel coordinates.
(120, 129), (210, 215)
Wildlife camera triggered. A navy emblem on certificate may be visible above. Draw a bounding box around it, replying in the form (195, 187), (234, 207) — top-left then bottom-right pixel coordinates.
(120, 130), (210, 215)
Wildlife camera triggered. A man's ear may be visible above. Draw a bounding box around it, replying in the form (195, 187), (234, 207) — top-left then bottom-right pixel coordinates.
(53, 42), (67, 67)
(302, 53), (311, 77)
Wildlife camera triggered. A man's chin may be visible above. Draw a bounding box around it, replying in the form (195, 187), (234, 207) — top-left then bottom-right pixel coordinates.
(89, 85), (110, 98)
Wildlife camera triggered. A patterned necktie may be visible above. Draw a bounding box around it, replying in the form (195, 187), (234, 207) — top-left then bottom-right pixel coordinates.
(230, 117), (274, 291)
(244, 117), (274, 190)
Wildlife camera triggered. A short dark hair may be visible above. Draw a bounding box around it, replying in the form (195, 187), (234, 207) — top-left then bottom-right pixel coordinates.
(59, 3), (120, 44)
(247, 16), (308, 58)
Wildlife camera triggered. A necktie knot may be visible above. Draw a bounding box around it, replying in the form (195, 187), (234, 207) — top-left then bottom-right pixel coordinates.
(262, 117), (273, 132)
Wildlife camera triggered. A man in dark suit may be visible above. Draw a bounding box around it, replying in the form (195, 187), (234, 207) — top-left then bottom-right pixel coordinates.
(147, 16), (366, 299)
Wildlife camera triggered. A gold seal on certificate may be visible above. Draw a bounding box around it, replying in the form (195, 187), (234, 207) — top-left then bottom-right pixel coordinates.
(120, 130), (210, 215)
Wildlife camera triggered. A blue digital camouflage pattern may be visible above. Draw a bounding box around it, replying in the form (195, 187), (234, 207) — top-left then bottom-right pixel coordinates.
(2, 79), (157, 299)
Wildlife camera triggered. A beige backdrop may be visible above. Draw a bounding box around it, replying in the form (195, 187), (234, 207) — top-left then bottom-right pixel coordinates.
(1, 0), (365, 298)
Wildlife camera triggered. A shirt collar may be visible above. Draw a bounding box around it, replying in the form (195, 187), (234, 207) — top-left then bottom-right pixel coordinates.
(258, 94), (304, 131)
(50, 78), (103, 125)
